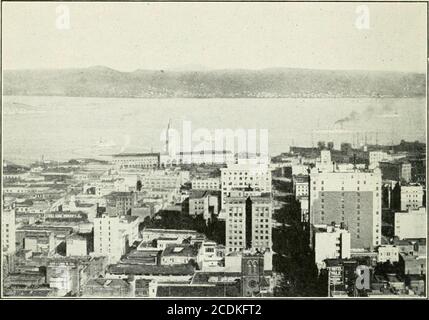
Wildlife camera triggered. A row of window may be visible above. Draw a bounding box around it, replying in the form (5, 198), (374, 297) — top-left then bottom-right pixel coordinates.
(254, 230), (270, 234)
(254, 236), (270, 240)
(224, 171), (269, 176)
(254, 219), (270, 223)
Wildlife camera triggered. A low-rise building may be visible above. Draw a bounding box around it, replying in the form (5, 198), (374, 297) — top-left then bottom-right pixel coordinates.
(399, 253), (426, 275)
(377, 245), (399, 263)
(46, 256), (107, 296)
(23, 231), (56, 256)
(82, 278), (134, 297)
(3, 272), (45, 288)
(141, 228), (202, 243)
(394, 238), (426, 256)
(160, 244), (198, 266)
(197, 241), (225, 271)
(106, 263), (196, 283)
(313, 223), (351, 270)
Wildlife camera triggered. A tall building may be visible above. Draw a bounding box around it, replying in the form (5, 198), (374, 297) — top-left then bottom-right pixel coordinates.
(220, 163), (271, 206)
(224, 191), (272, 253)
(94, 214), (140, 263)
(309, 167), (382, 250)
(2, 206), (16, 254)
(224, 195), (246, 253)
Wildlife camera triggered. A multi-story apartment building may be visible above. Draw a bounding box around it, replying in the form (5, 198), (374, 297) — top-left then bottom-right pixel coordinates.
(191, 177), (221, 190)
(94, 214), (140, 263)
(250, 195), (273, 252)
(224, 191), (272, 253)
(224, 195), (246, 253)
(399, 184), (424, 211)
(220, 163), (271, 206)
(293, 175), (309, 198)
(309, 167), (382, 250)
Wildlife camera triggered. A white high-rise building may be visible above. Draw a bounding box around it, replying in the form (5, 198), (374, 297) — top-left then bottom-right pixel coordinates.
(309, 167), (382, 250)
(220, 163), (271, 206)
(94, 214), (140, 263)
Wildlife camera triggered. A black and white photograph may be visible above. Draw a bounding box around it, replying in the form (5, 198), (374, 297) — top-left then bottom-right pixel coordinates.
(1, 1), (427, 301)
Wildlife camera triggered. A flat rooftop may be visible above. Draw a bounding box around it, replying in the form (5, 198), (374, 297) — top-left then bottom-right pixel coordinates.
(143, 228), (199, 234)
(112, 153), (160, 158)
(108, 263), (195, 276)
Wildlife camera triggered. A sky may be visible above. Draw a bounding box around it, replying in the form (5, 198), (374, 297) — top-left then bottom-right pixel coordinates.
(2, 2), (427, 72)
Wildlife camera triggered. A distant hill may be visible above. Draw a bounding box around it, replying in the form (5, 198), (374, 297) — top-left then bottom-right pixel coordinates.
(3, 66), (426, 98)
